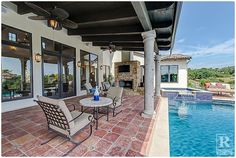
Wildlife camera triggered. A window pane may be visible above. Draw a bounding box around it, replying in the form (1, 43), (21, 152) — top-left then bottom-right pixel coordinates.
(41, 38), (60, 53)
(170, 65), (178, 82)
(103, 65), (110, 82)
(122, 51), (130, 62)
(62, 57), (75, 97)
(2, 25), (31, 46)
(90, 54), (98, 87)
(62, 45), (75, 57)
(43, 54), (59, 97)
(161, 65), (169, 82)
(80, 51), (90, 90)
(2, 44), (32, 101)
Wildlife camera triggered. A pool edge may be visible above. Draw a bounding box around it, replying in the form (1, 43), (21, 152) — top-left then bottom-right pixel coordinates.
(148, 97), (170, 156)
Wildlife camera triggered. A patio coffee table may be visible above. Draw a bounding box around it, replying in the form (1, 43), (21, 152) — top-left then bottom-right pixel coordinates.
(80, 97), (112, 130)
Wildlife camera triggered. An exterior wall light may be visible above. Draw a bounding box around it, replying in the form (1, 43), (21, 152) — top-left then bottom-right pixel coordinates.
(9, 45), (16, 51)
(35, 53), (41, 62)
(100, 65), (103, 70)
(77, 61), (81, 68)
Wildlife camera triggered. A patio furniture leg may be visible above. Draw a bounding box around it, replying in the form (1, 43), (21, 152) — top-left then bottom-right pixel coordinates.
(41, 135), (58, 145)
(113, 108), (115, 117)
(93, 107), (96, 116)
(113, 109), (123, 117)
(107, 106), (109, 121)
(95, 107), (98, 130)
(62, 124), (93, 156)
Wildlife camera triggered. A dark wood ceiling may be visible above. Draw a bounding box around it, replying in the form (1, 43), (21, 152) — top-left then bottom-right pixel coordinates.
(12, 1), (181, 52)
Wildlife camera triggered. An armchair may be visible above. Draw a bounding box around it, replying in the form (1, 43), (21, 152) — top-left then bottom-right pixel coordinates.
(106, 87), (124, 117)
(35, 96), (94, 156)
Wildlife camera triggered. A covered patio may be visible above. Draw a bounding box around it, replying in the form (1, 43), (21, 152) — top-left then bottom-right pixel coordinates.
(1, 1), (181, 157)
(2, 95), (159, 156)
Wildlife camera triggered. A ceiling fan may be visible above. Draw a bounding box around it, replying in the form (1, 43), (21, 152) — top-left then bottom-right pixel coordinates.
(101, 42), (123, 53)
(109, 42), (116, 53)
(25, 2), (78, 30)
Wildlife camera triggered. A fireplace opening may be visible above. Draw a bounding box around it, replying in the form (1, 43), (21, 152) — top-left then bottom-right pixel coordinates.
(119, 80), (133, 89)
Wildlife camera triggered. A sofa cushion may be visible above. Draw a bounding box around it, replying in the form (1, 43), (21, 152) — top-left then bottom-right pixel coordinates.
(216, 83), (223, 88)
(209, 85), (216, 88)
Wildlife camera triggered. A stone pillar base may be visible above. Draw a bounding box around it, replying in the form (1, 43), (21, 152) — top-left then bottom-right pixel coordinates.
(155, 93), (161, 97)
(141, 111), (156, 118)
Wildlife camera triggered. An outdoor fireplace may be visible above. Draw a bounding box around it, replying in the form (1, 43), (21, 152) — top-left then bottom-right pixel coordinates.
(115, 61), (140, 91)
(119, 80), (133, 89)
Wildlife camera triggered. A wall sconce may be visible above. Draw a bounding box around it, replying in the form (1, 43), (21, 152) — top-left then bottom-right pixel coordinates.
(77, 61), (81, 68)
(9, 46), (16, 51)
(100, 65), (103, 70)
(35, 53), (41, 62)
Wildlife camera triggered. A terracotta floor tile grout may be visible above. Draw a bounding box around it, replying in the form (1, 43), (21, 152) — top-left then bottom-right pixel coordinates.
(2, 96), (159, 157)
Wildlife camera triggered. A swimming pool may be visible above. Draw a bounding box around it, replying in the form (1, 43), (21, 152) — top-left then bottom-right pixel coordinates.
(169, 100), (235, 156)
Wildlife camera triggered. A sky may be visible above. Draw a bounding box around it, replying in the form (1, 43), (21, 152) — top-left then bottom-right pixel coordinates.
(169, 1), (235, 69)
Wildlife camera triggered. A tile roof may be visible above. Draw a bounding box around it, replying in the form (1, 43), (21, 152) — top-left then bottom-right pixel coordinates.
(161, 54), (192, 61)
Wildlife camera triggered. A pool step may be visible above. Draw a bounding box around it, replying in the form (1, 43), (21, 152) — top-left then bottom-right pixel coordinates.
(175, 94), (195, 101)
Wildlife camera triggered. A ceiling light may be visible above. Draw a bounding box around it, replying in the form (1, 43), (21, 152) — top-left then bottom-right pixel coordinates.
(48, 19), (59, 30)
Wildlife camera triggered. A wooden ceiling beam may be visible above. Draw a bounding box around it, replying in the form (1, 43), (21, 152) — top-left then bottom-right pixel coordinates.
(82, 34), (143, 42)
(68, 25), (143, 36)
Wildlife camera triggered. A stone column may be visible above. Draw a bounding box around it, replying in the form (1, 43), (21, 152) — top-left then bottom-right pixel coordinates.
(141, 30), (156, 118)
(155, 52), (161, 96)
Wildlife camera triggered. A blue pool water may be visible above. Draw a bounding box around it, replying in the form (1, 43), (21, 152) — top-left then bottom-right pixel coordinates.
(169, 100), (235, 156)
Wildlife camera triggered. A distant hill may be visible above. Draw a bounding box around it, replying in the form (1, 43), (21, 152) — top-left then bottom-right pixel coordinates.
(188, 66), (235, 89)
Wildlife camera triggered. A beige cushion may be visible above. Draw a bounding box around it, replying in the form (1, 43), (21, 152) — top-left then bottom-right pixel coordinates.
(84, 83), (92, 91)
(49, 111), (92, 136)
(102, 82), (111, 90)
(37, 96), (92, 136)
(70, 111), (92, 136)
(37, 96), (74, 128)
(223, 84), (231, 89)
(107, 87), (123, 107)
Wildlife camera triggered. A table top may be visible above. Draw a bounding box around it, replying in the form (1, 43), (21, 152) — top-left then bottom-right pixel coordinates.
(80, 97), (113, 107)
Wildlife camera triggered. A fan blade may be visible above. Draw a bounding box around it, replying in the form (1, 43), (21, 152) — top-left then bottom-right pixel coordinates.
(62, 19), (78, 29)
(51, 8), (69, 20)
(24, 2), (50, 17)
(28, 16), (47, 20)
(55, 23), (63, 30)
(116, 46), (122, 50)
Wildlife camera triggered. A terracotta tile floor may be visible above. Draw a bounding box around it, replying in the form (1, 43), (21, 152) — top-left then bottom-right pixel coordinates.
(2, 95), (159, 157)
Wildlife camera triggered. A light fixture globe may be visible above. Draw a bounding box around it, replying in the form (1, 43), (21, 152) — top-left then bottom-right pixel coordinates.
(77, 61), (82, 68)
(35, 53), (41, 62)
(48, 19), (61, 30)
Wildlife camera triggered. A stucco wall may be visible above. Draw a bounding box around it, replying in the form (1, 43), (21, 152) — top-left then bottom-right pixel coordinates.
(110, 51), (122, 76)
(160, 60), (188, 89)
(133, 54), (145, 65)
(2, 5), (102, 112)
(132, 53), (188, 89)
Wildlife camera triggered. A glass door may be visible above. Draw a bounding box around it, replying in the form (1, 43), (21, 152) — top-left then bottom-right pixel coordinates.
(43, 54), (60, 98)
(89, 54), (98, 87)
(61, 45), (76, 98)
(80, 50), (98, 90)
(42, 38), (76, 98)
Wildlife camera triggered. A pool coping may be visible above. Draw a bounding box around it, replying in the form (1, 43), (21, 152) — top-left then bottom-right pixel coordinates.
(148, 97), (170, 156)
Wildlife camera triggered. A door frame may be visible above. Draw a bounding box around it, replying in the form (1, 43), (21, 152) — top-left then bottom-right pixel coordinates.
(80, 50), (99, 90)
(41, 37), (76, 98)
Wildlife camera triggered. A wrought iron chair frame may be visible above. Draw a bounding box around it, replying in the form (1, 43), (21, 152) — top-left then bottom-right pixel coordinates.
(111, 96), (123, 117)
(34, 100), (94, 156)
